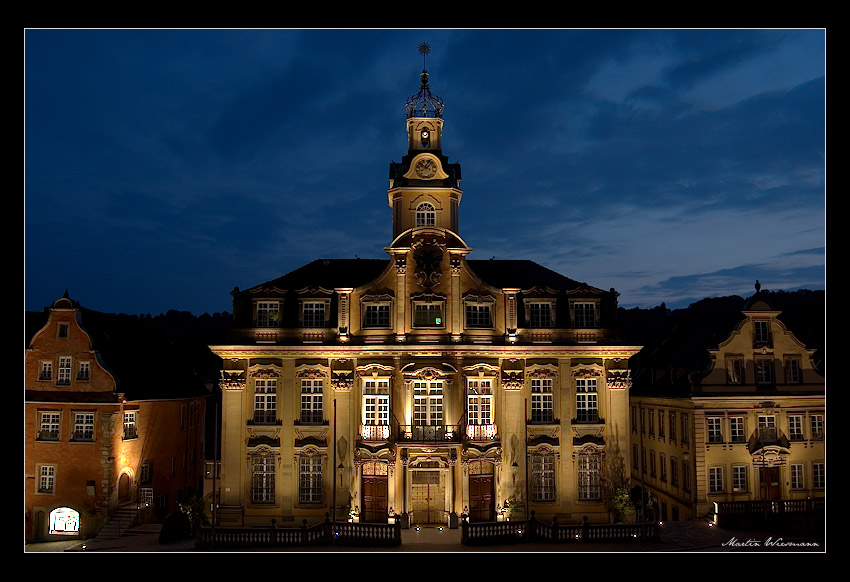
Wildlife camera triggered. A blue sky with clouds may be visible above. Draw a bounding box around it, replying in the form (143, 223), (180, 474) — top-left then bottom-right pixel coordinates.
(24, 29), (825, 315)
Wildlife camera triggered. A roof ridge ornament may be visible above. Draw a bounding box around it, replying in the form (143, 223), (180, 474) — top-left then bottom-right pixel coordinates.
(406, 43), (444, 119)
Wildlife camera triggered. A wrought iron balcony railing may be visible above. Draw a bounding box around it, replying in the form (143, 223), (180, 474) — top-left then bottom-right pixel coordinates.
(398, 424), (462, 444)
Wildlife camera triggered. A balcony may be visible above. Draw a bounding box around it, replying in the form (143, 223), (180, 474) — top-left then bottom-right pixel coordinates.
(747, 427), (791, 454)
(573, 411), (604, 425)
(466, 423), (499, 441)
(360, 423), (392, 442)
(398, 424), (462, 444)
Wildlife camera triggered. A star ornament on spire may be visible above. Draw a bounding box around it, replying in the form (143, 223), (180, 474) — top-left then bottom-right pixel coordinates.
(418, 42), (431, 69)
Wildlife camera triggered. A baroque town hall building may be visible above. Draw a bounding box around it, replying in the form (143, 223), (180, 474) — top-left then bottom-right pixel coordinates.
(210, 67), (641, 529)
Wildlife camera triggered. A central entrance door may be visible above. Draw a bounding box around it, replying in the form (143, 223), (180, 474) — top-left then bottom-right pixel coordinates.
(411, 469), (445, 524)
(468, 475), (494, 522)
(361, 475), (388, 523)
(759, 466), (781, 499)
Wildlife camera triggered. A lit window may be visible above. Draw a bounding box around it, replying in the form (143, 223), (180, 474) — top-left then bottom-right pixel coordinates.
(254, 379), (278, 424)
(415, 202), (435, 227)
(413, 381), (443, 428)
(528, 302), (553, 328)
(578, 451), (602, 501)
(140, 487), (153, 508)
(413, 301), (444, 328)
(298, 455), (323, 504)
(531, 378), (554, 423)
(531, 453), (556, 502)
(467, 378), (495, 439)
(255, 301), (281, 327)
(362, 378), (390, 439)
(575, 378), (598, 423)
(38, 412), (60, 441)
(252, 453), (276, 504)
(57, 357), (72, 385)
(123, 411), (138, 439)
(72, 413), (94, 442)
(49, 507), (79, 535)
(39, 465), (56, 493)
(300, 379), (323, 424)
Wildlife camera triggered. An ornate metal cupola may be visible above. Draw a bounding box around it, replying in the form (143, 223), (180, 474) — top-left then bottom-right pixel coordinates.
(389, 43), (463, 240)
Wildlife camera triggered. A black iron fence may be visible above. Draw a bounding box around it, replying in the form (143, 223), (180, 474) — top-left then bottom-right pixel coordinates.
(714, 498), (825, 531)
(461, 512), (661, 545)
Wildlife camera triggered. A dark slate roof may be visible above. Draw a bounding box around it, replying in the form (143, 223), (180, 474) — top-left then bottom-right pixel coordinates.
(255, 259), (391, 291)
(466, 259), (585, 291)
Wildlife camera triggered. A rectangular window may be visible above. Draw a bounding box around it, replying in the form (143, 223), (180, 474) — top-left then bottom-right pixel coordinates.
(362, 378), (390, 439)
(755, 358), (773, 385)
(813, 463), (825, 489)
(754, 320), (771, 345)
(302, 302), (326, 328)
(530, 378), (554, 423)
(300, 379), (323, 424)
(363, 303), (391, 328)
(810, 414), (824, 440)
(77, 361), (90, 381)
(726, 357), (743, 384)
(465, 303), (492, 328)
(732, 466), (748, 492)
(413, 381), (443, 427)
(660, 453), (667, 482)
(671, 457), (679, 487)
(39, 465), (56, 493)
(38, 412), (61, 441)
(669, 411), (676, 442)
(784, 358), (801, 384)
(140, 461), (153, 484)
(578, 453), (601, 501)
(413, 302), (444, 328)
(467, 379), (493, 425)
(790, 464), (805, 490)
(729, 416), (745, 443)
(788, 415), (804, 440)
(57, 357), (72, 385)
(682, 461), (691, 492)
(707, 417), (723, 444)
(573, 302), (597, 328)
(681, 415), (689, 444)
(140, 487), (154, 507)
(123, 411), (138, 439)
(299, 456), (322, 504)
(658, 410), (665, 438)
(528, 303), (553, 328)
(255, 301), (280, 327)
(758, 415), (777, 440)
(39, 361), (52, 381)
(252, 455), (275, 504)
(57, 323), (69, 338)
(575, 378), (598, 423)
(72, 413), (95, 441)
(531, 454), (556, 502)
(709, 466), (724, 493)
(254, 379), (278, 424)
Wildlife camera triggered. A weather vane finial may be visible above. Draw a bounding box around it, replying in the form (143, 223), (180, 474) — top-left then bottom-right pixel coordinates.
(418, 42), (431, 70)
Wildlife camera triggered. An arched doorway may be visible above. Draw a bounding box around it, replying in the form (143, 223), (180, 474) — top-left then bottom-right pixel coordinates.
(410, 460), (446, 525)
(118, 473), (131, 503)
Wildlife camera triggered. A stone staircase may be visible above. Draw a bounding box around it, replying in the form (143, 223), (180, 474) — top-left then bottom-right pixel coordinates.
(94, 502), (141, 541)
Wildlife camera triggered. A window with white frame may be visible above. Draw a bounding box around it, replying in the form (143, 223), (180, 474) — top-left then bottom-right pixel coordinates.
(575, 378), (598, 423)
(528, 302), (553, 328)
(788, 415), (804, 440)
(709, 466), (724, 493)
(38, 412), (61, 441)
(707, 417), (723, 444)
(298, 454), (323, 504)
(810, 414), (824, 440)
(784, 357), (801, 383)
(413, 381), (443, 427)
(467, 378), (495, 439)
(140, 487), (154, 507)
(577, 450), (602, 501)
(123, 411), (138, 439)
(790, 464), (805, 490)
(465, 302), (493, 329)
(813, 462), (824, 489)
(300, 379), (323, 424)
(254, 378), (278, 424)
(251, 453), (275, 504)
(363, 302), (391, 328)
(72, 413), (94, 441)
(758, 415), (777, 440)
(39, 465), (56, 493)
(726, 357), (743, 384)
(415, 202), (436, 226)
(531, 378), (554, 423)
(572, 302), (598, 328)
(362, 378), (390, 440)
(755, 357), (773, 385)
(302, 302), (327, 328)
(729, 416), (745, 443)
(39, 361), (52, 381)
(57, 357), (72, 385)
(255, 301), (281, 327)
(531, 453), (556, 502)
(753, 319), (771, 345)
(77, 361), (90, 381)
(732, 465), (748, 492)
(413, 301), (444, 328)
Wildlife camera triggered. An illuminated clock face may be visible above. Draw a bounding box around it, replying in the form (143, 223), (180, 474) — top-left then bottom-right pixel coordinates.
(415, 158), (437, 179)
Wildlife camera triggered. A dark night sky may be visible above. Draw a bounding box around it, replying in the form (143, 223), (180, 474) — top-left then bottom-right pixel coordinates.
(24, 29), (825, 315)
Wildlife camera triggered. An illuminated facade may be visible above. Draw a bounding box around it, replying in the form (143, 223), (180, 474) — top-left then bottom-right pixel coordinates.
(629, 292), (825, 521)
(210, 68), (641, 529)
(24, 294), (207, 542)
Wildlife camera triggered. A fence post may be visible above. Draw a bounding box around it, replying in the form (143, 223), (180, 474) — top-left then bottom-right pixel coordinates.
(581, 516), (589, 543)
(528, 511), (537, 543)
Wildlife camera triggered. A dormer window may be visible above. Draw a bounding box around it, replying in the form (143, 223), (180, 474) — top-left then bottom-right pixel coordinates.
(528, 302), (554, 328)
(753, 320), (771, 346)
(255, 301), (281, 328)
(572, 301), (599, 328)
(302, 301), (327, 328)
(413, 299), (444, 328)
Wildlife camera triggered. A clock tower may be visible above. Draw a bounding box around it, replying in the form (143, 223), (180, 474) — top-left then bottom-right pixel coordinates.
(388, 64), (463, 240)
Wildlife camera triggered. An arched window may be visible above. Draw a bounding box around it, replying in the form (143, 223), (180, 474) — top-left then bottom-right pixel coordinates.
(415, 202), (435, 227)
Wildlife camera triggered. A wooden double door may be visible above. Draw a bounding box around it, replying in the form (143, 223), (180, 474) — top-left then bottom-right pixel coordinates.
(361, 475), (388, 523)
(468, 474), (495, 522)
